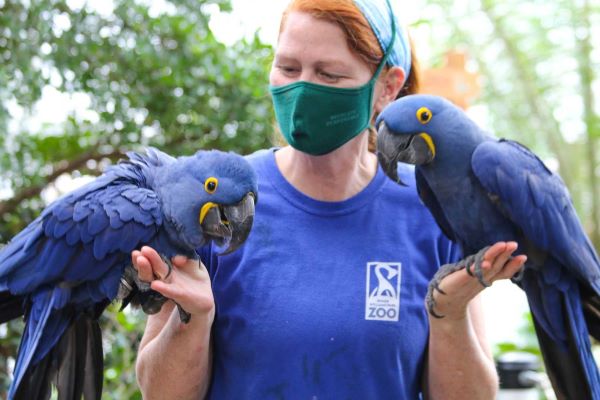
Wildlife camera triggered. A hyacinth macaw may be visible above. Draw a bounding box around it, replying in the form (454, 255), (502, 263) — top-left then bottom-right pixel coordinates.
(0, 147), (257, 400)
(376, 94), (600, 400)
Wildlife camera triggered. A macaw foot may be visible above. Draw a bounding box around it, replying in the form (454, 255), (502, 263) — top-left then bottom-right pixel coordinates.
(426, 246), (491, 318)
(118, 266), (169, 313)
(463, 246), (492, 288)
(510, 264), (525, 283)
(118, 256), (192, 324)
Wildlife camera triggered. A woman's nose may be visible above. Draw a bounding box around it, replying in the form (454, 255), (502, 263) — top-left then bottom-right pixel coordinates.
(298, 69), (317, 83)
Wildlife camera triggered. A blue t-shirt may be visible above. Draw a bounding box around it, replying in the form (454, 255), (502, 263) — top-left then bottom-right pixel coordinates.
(200, 149), (460, 399)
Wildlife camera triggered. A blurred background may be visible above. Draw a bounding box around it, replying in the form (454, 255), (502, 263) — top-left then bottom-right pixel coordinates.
(0, 0), (598, 398)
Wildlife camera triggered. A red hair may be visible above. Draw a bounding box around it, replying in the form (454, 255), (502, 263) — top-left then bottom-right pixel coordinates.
(280, 0), (419, 97)
(278, 0), (420, 151)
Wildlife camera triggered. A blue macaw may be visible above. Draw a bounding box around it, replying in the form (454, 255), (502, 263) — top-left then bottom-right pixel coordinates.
(0, 147), (257, 400)
(376, 94), (600, 400)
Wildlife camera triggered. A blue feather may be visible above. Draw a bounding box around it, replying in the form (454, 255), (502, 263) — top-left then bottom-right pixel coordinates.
(73, 199), (92, 222)
(53, 202), (75, 222)
(53, 218), (75, 238)
(86, 203), (110, 236)
(9, 287), (71, 398)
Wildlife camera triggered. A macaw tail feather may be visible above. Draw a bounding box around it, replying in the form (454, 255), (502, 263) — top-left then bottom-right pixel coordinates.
(581, 285), (600, 341)
(9, 290), (61, 400)
(0, 291), (25, 323)
(532, 291), (600, 400)
(12, 357), (54, 400)
(11, 314), (105, 400)
(522, 260), (600, 400)
(55, 316), (104, 400)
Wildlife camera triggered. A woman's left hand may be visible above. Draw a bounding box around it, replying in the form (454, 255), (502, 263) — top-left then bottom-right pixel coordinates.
(426, 241), (527, 320)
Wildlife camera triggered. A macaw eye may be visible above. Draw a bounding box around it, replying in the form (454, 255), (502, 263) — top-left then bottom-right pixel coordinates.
(204, 177), (218, 194)
(416, 107), (432, 124)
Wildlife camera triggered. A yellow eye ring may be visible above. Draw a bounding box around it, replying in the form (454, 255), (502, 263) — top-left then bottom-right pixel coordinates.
(416, 107), (433, 124)
(204, 177), (218, 194)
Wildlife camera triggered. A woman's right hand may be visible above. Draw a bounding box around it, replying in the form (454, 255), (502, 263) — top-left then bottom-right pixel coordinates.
(131, 246), (215, 321)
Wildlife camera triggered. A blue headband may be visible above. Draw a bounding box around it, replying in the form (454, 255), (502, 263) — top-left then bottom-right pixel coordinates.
(353, 0), (412, 79)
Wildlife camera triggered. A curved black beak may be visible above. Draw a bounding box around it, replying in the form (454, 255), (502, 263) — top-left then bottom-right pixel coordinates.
(220, 192), (256, 255)
(199, 192), (256, 256)
(376, 121), (435, 185)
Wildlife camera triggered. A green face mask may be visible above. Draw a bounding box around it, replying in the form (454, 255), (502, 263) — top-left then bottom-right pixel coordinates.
(269, 17), (395, 156)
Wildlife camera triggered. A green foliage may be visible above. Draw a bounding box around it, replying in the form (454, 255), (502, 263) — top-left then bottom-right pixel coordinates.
(421, 0), (599, 244)
(0, 0), (274, 397)
(99, 304), (147, 400)
(0, 0), (274, 242)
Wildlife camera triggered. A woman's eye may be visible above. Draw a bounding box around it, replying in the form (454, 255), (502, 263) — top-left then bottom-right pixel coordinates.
(318, 71), (340, 82)
(278, 65), (298, 75)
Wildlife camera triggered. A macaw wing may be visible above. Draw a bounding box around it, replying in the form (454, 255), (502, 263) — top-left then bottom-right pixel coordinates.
(471, 139), (600, 291)
(0, 181), (165, 300)
(415, 168), (457, 242)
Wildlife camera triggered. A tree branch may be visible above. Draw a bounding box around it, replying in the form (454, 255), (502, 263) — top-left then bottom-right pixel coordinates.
(0, 133), (211, 219)
(0, 149), (124, 217)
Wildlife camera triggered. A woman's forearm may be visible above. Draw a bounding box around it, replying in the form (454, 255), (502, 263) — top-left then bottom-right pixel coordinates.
(136, 303), (213, 400)
(426, 304), (498, 400)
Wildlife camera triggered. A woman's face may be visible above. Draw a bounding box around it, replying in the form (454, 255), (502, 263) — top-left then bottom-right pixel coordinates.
(270, 11), (375, 89)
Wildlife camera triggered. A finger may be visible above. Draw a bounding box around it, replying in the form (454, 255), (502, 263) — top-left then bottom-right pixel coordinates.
(151, 280), (179, 299)
(483, 242), (509, 262)
(141, 246), (171, 280)
(491, 251), (512, 273)
(480, 241), (515, 273)
(490, 242), (518, 271)
(172, 256), (202, 276)
(496, 255), (527, 280)
(131, 250), (141, 269)
(505, 241), (518, 254)
(172, 255), (190, 268)
(135, 255), (155, 282)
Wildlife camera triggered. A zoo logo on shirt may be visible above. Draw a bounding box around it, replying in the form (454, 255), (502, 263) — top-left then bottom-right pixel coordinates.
(365, 262), (401, 322)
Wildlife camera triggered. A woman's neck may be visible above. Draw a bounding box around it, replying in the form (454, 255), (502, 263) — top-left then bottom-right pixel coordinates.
(274, 133), (378, 201)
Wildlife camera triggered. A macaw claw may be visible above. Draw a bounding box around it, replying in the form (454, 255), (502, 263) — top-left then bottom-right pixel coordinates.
(425, 246), (491, 318)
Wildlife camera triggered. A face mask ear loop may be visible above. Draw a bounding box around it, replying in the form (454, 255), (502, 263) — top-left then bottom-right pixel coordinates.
(368, 0), (397, 130)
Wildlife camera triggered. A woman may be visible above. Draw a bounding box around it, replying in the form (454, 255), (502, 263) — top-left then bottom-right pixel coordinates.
(133, 0), (526, 398)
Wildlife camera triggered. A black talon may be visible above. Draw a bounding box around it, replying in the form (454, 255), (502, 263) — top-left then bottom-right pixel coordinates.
(432, 280), (446, 295)
(510, 258), (525, 283)
(426, 288), (445, 318)
(177, 304), (192, 324)
(159, 254), (173, 280)
(463, 254), (477, 277)
(468, 246), (492, 288)
(430, 308), (445, 319)
(425, 246), (495, 318)
(425, 261), (466, 318)
(157, 255), (192, 323)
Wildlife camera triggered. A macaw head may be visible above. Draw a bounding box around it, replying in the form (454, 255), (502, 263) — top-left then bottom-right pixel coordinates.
(155, 149), (258, 254)
(375, 94), (482, 184)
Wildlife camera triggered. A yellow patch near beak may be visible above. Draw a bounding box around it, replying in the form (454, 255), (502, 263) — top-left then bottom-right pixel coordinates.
(199, 202), (217, 224)
(419, 133), (436, 158)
